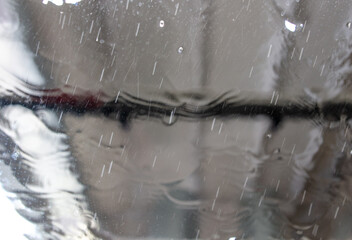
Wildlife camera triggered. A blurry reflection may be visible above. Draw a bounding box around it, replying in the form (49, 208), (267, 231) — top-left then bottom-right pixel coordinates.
(1, 0), (352, 240)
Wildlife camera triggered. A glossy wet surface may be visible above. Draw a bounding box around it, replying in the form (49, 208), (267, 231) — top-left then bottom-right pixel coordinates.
(1, 0), (352, 239)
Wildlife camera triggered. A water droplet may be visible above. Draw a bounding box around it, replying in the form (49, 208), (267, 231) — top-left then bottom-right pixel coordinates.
(11, 150), (19, 160)
(347, 22), (352, 29)
(159, 20), (165, 28)
(177, 46), (184, 54)
(285, 20), (297, 32)
(284, 20), (304, 32)
(266, 133), (272, 139)
(162, 111), (178, 126)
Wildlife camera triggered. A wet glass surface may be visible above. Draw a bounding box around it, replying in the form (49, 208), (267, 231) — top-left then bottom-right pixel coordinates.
(1, 0), (352, 239)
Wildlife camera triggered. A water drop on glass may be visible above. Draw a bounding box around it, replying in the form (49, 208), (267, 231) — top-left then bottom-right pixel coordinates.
(159, 20), (165, 28)
(285, 20), (297, 32)
(11, 150), (19, 160)
(177, 46), (184, 54)
(347, 22), (352, 29)
(161, 112), (178, 126)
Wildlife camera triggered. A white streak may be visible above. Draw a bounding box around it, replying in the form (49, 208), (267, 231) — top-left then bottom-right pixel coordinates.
(135, 22), (140, 36)
(174, 3), (179, 15)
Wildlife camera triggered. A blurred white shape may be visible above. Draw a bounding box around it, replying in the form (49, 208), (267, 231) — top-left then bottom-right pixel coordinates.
(0, 106), (97, 239)
(42, 0), (64, 6)
(284, 20), (297, 32)
(65, 0), (83, 4)
(0, 0), (44, 86)
(0, 185), (36, 239)
(0, 40), (45, 86)
(42, 0), (82, 5)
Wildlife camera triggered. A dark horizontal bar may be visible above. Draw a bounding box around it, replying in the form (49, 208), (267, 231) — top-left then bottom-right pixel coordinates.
(0, 86), (350, 126)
